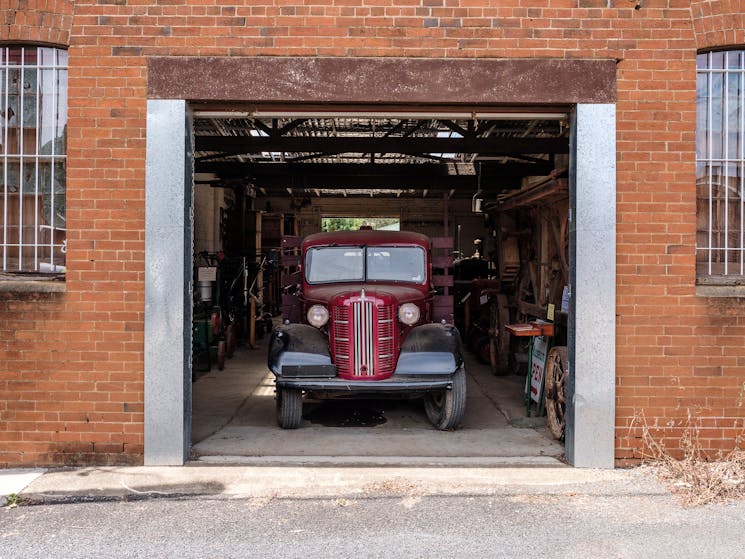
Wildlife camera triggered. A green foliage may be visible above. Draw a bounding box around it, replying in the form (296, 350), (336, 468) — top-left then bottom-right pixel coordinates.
(322, 217), (400, 232)
(5, 493), (20, 508)
(322, 217), (363, 232)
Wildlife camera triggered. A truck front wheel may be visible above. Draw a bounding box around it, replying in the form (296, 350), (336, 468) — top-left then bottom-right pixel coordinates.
(276, 387), (303, 429)
(424, 365), (467, 430)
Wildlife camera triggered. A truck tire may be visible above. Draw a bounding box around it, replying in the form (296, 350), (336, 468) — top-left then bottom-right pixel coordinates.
(424, 365), (467, 430)
(276, 387), (302, 429)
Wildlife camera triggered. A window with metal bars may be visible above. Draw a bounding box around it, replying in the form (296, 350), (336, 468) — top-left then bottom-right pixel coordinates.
(696, 50), (745, 281)
(0, 46), (67, 274)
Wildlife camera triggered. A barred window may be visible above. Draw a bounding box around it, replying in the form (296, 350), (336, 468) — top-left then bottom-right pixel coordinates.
(0, 46), (67, 274)
(696, 50), (745, 281)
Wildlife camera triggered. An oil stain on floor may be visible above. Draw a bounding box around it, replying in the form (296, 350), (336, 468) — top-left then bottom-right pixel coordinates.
(304, 401), (387, 427)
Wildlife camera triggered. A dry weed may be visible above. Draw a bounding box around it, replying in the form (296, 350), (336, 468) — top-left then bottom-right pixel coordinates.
(362, 479), (423, 497)
(633, 409), (745, 507)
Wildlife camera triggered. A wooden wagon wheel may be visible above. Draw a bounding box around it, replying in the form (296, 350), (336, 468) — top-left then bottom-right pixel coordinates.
(544, 346), (568, 440)
(489, 294), (511, 375)
(514, 268), (534, 324)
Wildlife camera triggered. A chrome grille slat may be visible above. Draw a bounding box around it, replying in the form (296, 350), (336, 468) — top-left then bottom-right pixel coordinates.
(353, 302), (361, 374)
(367, 300), (374, 376)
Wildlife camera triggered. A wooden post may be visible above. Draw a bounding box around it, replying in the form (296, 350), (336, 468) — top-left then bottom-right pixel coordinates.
(464, 297), (471, 335)
(249, 297), (256, 349)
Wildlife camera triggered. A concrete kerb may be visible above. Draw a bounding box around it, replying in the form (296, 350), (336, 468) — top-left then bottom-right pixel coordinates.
(16, 464), (667, 503)
(0, 469), (45, 501)
(193, 455), (565, 467)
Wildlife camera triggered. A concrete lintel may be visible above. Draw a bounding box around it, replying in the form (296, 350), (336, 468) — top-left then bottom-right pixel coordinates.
(148, 57), (617, 105)
(144, 99), (194, 466)
(566, 103), (616, 469)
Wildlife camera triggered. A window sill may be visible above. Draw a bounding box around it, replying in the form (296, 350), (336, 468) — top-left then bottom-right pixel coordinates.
(696, 284), (745, 298)
(0, 276), (66, 293)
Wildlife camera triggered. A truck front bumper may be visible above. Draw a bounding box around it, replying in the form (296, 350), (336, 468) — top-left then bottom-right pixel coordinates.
(275, 374), (454, 393)
(269, 322), (464, 395)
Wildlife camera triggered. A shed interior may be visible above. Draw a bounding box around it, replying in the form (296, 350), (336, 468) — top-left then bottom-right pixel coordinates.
(187, 107), (572, 462)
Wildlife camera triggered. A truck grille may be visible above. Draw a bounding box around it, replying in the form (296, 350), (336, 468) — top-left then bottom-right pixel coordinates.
(331, 297), (396, 377)
(353, 300), (375, 376)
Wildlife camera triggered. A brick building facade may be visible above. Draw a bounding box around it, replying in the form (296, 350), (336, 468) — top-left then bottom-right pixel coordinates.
(1, 0), (744, 466)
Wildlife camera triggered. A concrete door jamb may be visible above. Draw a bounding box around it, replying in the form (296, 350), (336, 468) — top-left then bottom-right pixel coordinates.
(145, 99), (194, 465)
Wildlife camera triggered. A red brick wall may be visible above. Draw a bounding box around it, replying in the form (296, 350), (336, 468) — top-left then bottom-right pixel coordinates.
(1, 0), (743, 466)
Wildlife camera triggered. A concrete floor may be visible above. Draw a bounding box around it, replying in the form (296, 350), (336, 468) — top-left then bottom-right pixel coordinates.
(191, 336), (564, 464)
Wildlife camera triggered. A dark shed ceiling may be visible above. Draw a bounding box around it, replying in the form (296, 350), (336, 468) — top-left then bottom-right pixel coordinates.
(192, 113), (570, 198)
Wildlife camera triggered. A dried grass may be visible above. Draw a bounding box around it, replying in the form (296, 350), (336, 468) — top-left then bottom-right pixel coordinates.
(633, 409), (745, 507)
(362, 479), (423, 497)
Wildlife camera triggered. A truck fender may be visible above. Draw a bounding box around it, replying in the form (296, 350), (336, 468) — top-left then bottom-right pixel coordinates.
(268, 323), (333, 375)
(394, 323), (463, 375)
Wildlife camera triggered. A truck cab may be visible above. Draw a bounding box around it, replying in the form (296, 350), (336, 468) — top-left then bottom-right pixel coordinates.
(268, 229), (466, 430)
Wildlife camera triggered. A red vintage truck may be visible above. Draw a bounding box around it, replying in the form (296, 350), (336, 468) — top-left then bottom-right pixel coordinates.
(268, 229), (466, 430)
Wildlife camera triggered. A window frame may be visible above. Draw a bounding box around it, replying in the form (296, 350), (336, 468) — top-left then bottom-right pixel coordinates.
(0, 45), (68, 276)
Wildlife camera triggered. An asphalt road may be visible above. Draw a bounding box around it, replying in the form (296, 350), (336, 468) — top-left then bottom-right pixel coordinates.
(2, 491), (744, 558)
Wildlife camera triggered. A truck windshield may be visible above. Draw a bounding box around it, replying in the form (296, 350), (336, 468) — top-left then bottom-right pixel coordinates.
(305, 246), (426, 284)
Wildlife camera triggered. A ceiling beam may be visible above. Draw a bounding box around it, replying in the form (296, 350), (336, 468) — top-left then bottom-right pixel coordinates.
(437, 119), (471, 138)
(197, 176), (525, 191)
(251, 119), (273, 137)
(246, 176), (518, 190)
(196, 161), (549, 177)
(383, 120), (409, 137)
(196, 161), (553, 187)
(276, 118), (307, 136)
(194, 135), (569, 156)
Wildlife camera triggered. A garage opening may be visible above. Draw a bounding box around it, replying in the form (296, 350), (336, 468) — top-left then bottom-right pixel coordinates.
(144, 57), (616, 468)
(187, 109), (574, 464)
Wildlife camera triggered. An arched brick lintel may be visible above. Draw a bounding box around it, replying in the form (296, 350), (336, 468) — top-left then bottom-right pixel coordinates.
(0, 0), (74, 47)
(691, 1), (745, 51)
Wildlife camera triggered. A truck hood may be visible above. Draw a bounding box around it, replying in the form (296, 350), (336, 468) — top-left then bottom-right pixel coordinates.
(303, 284), (428, 305)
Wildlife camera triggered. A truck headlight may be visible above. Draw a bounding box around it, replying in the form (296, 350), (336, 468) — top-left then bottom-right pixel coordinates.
(398, 303), (420, 326)
(307, 305), (329, 328)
